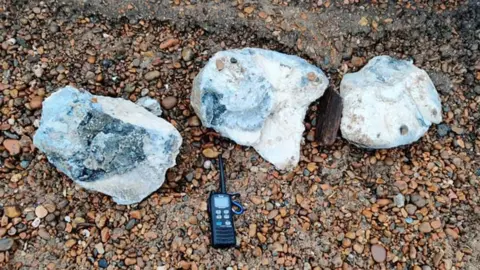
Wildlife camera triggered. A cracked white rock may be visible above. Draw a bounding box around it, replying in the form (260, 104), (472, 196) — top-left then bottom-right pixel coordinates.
(191, 48), (328, 170)
(34, 86), (182, 204)
(340, 56), (442, 148)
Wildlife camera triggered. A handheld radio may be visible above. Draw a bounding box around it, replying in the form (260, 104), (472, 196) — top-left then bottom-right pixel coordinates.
(208, 155), (244, 248)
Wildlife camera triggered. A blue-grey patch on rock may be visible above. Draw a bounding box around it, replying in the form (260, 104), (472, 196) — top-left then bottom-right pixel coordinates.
(191, 48), (328, 170)
(34, 86), (182, 204)
(135, 97), (162, 116)
(340, 56), (442, 149)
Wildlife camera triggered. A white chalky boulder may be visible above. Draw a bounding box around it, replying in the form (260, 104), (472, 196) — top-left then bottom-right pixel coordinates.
(191, 48), (328, 170)
(34, 87), (182, 204)
(340, 56), (442, 148)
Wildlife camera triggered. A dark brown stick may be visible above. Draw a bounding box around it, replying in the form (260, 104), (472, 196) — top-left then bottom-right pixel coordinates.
(315, 88), (343, 146)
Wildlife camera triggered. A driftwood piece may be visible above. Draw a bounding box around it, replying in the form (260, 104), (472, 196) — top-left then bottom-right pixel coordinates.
(315, 87), (343, 145)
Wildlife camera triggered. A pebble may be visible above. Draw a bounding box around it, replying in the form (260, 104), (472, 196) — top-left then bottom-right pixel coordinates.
(257, 232), (267, 243)
(451, 125), (464, 135)
(35, 205), (49, 218)
(3, 139), (21, 155)
(187, 116), (201, 127)
(33, 65), (44, 78)
(49, 23), (59, 33)
(445, 228), (459, 239)
(159, 38), (179, 49)
(4, 205), (21, 218)
(411, 194), (427, 208)
(98, 259), (108, 268)
(431, 220), (442, 229)
(101, 228), (110, 242)
(353, 243), (364, 254)
(419, 222), (432, 233)
(65, 239), (76, 248)
(125, 258), (136, 266)
(202, 148), (220, 158)
(32, 218), (41, 228)
(95, 243), (105, 254)
(405, 204), (417, 215)
(161, 96), (177, 109)
(393, 194), (405, 207)
(181, 47), (194, 61)
(437, 124), (450, 137)
(0, 238), (13, 251)
(351, 56), (364, 67)
(203, 160), (212, 169)
(144, 70), (161, 81)
(38, 228), (50, 239)
(87, 56), (96, 64)
(30, 96), (44, 109)
(216, 59), (224, 71)
(371, 244), (387, 262)
(126, 219), (136, 230)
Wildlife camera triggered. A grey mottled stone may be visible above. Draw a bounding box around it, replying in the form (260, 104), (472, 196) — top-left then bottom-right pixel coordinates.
(34, 87), (182, 204)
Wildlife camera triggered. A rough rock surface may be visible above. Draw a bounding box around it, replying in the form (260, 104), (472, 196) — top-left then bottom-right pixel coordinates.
(340, 56), (442, 148)
(191, 48), (328, 170)
(33, 87), (182, 204)
(136, 97), (162, 116)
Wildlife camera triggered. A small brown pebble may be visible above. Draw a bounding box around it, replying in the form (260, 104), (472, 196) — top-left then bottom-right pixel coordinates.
(377, 199), (391, 206)
(307, 72), (317, 81)
(394, 181), (408, 191)
(178, 260), (191, 270)
(253, 246), (262, 257)
(445, 228), (459, 239)
(248, 224), (257, 237)
(188, 216), (198, 225)
(431, 220), (442, 229)
(101, 227), (110, 243)
(95, 74), (103, 82)
(125, 258), (136, 266)
(353, 243), (364, 254)
(161, 96), (178, 110)
(129, 210), (141, 220)
(346, 232), (356, 239)
(30, 96), (43, 109)
(187, 116), (200, 127)
(202, 148), (219, 158)
(351, 56), (365, 67)
(4, 205), (21, 218)
(267, 209), (278, 219)
(342, 238), (352, 247)
(160, 39), (180, 49)
(144, 231), (158, 240)
(38, 228), (50, 239)
(65, 239), (76, 248)
(405, 204), (417, 215)
(3, 139), (21, 155)
(35, 205), (48, 218)
(257, 232), (267, 243)
(216, 59), (224, 71)
(250, 196), (262, 205)
(419, 222), (432, 233)
(87, 55), (96, 64)
(144, 71), (161, 81)
(371, 244), (387, 262)
(244, 6), (254, 14)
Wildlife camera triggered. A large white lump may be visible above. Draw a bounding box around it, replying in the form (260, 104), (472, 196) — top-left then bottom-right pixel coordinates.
(191, 48), (328, 170)
(340, 56), (442, 148)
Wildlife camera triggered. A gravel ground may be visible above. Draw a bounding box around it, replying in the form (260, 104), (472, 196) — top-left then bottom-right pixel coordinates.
(0, 0), (479, 269)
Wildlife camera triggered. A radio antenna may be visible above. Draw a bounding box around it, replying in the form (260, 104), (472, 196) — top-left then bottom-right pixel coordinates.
(218, 155), (227, 193)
